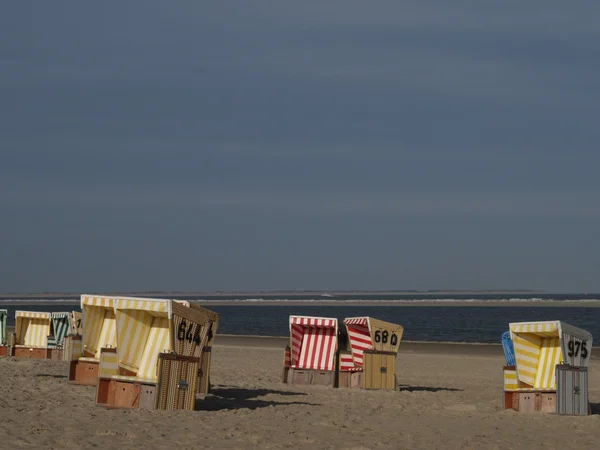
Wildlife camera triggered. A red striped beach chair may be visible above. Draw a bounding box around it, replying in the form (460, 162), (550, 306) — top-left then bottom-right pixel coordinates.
(343, 317), (404, 389)
(288, 315), (338, 387)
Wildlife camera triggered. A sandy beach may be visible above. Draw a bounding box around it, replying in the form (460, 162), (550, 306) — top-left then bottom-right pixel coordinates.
(0, 338), (598, 449)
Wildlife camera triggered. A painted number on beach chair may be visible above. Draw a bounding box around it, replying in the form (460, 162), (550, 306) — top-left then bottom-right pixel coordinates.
(375, 331), (389, 343)
(567, 340), (588, 359)
(177, 320), (202, 346)
(374, 330), (398, 350)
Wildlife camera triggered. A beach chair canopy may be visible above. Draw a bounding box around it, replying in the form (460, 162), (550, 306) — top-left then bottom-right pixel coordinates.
(501, 331), (516, 366)
(113, 297), (190, 381)
(80, 295), (118, 359)
(344, 317), (404, 368)
(0, 310), (7, 346)
(289, 316), (338, 371)
(15, 311), (52, 348)
(510, 320), (593, 389)
(48, 312), (70, 347)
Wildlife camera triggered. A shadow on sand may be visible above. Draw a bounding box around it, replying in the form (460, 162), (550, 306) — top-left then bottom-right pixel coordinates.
(197, 386), (320, 411)
(35, 374), (67, 379)
(397, 384), (463, 393)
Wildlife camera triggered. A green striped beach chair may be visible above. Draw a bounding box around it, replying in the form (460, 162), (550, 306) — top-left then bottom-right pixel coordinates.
(0, 310), (7, 356)
(48, 312), (71, 360)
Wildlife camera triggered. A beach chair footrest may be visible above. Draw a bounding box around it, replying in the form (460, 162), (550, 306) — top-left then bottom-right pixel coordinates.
(338, 371), (363, 389)
(289, 369), (335, 387)
(504, 390), (556, 413)
(73, 359), (99, 386)
(14, 347), (49, 359)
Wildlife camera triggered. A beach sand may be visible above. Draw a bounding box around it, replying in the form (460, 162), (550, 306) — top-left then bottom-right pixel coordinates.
(0, 339), (598, 449)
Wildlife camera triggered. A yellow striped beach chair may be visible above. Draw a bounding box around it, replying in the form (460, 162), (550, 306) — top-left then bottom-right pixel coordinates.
(96, 297), (218, 410)
(69, 295), (118, 385)
(14, 311), (52, 359)
(505, 320), (593, 413)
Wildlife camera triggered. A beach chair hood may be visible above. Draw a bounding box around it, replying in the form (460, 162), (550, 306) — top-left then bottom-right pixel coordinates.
(509, 320), (593, 389)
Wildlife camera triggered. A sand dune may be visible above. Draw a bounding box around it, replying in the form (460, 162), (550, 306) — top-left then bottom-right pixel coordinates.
(0, 344), (598, 449)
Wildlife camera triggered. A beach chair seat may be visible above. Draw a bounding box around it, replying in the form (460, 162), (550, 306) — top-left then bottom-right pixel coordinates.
(78, 356), (100, 363)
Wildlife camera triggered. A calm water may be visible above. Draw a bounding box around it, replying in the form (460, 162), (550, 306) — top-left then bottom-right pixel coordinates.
(3, 303), (598, 344)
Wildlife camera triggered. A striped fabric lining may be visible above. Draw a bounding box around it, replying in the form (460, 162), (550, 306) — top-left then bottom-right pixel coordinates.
(340, 353), (361, 372)
(114, 298), (174, 380)
(99, 351), (119, 378)
(51, 312), (70, 347)
(511, 322), (559, 334)
(83, 307), (117, 358)
(510, 321), (564, 389)
(137, 318), (170, 380)
(81, 295), (117, 358)
(344, 318), (373, 367)
(81, 295), (115, 308)
(344, 318), (368, 326)
(503, 367), (519, 391)
(289, 316), (338, 371)
(16, 311), (51, 348)
(15, 311), (51, 319)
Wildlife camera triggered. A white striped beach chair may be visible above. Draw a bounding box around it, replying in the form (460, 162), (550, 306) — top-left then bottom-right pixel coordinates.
(288, 316), (338, 387)
(343, 317), (403, 390)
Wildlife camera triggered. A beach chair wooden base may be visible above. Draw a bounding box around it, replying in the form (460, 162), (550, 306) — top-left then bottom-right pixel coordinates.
(338, 371), (363, 389)
(504, 390), (556, 413)
(109, 379), (142, 409)
(14, 347), (49, 359)
(289, 368), (336, 387)
(70, 360), (100, 385)
(97, 378), (154, 409)
(48, 348), (64, 361)
(0, 346), (8, 357)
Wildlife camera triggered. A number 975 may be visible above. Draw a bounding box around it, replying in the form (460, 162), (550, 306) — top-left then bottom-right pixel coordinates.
(567, 340), (588, 359)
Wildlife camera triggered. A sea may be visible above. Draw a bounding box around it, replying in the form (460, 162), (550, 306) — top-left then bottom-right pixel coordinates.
(2, 293), (599, 344)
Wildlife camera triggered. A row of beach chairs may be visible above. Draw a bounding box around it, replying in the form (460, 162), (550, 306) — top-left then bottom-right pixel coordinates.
(0, 309), (81, 359)
(0, 295), (219, 411)
(1, 306), (594, 415)
(282, 315), (404, 390)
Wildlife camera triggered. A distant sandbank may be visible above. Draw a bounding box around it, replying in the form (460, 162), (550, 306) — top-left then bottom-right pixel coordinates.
(1, 299), (600, 307)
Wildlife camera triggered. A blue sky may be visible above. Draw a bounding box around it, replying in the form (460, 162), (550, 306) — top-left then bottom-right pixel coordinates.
(1, 1), (599, 292)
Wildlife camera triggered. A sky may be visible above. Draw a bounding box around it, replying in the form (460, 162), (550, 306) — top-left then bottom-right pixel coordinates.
(1, 1), (599, 293)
